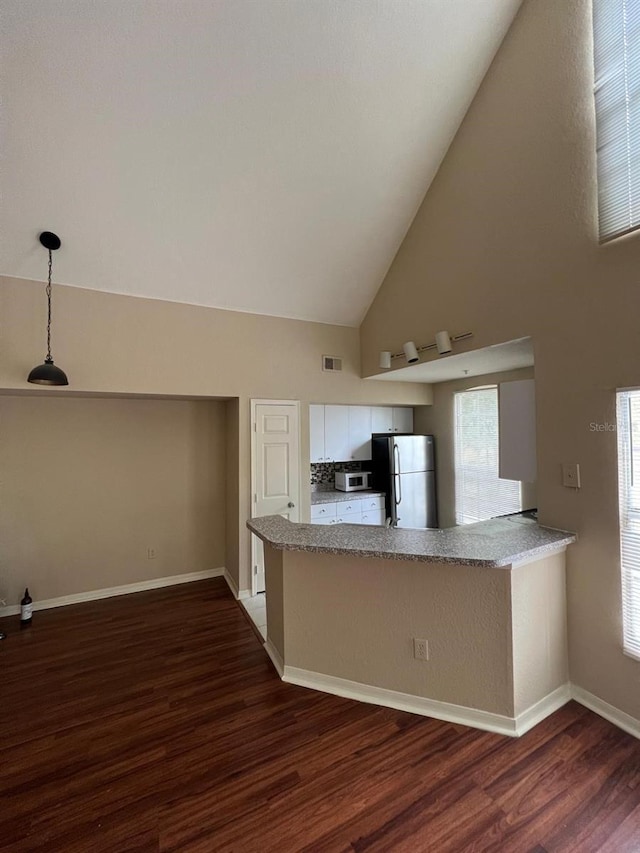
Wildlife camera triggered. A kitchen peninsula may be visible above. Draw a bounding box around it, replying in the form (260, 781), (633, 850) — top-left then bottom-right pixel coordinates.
(247, 515), (576, 736)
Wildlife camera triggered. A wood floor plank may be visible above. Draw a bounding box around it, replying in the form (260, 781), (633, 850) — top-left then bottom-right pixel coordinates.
(2, 578), (640, 852)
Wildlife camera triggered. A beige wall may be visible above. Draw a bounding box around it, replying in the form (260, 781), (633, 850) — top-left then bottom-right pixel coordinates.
(265, 545), (568, 720)
(511, 552), (568, 716)
(361, 0), (640, 720)
(0, 275), (432, 404)
(283, 549), (514, 715)
(415, 367), (535, 528)
(0, 395), (226, 605)
(224, 398), (241, 591)
(264, 545), (285, 660)
(0, 276), (431, 595)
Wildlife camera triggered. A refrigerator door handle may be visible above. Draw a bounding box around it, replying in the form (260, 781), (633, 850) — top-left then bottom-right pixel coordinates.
(394, 443), (402, 506)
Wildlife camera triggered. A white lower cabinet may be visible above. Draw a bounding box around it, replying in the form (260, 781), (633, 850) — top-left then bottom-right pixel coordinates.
(361, 510), (386, 525)
(311, 495), (386, 526)
(310, 503), (337, 524)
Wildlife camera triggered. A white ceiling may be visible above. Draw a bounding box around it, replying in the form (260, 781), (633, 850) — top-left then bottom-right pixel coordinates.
(372, 338), (534, 383)
(1, 0), (522, 327)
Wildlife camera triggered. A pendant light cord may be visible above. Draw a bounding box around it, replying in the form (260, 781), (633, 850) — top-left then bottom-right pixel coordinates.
(46, 248), (52, 361)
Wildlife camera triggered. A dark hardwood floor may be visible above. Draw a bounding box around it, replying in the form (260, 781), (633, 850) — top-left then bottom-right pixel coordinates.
(1, 578), (639, 852)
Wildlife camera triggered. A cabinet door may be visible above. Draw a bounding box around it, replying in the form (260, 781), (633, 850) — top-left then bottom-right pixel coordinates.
(324, 405), (350, 462)
(310, 502), (337, 523)
(336, 503), (362, 524)
(499, 379), (536, 482)
(310, 405), (326, 462)
(336, 513), (361, 524)
(371, 406), (393, 433)
(393, 407), (414, 433)
(348, 406), (372, 460)
(361, 496), (385, 512)
(361, 510), (386, 525)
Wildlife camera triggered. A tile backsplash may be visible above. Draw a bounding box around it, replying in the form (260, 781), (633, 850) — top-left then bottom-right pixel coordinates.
(310, 460), (369, 488)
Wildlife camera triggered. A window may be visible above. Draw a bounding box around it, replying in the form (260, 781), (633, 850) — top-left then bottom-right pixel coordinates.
(593, 0), (640, 241)
(454, 387), (521, 525)
(617, 389), (640, 659)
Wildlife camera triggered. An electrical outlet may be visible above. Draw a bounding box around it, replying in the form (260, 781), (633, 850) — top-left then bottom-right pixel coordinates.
(147, 548), (156, 560)
(562, 463), (581, 489)
(413, 638), (429, 661)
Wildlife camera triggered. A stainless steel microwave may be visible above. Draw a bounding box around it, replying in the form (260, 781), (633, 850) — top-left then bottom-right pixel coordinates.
(335, 471), (371, 492)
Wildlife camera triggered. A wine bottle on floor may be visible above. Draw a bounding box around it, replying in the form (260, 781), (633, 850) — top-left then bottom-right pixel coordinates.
(20, 588), (33, 627)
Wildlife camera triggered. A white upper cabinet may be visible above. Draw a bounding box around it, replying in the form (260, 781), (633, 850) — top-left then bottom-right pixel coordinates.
(371, 406), (394, 433)
(371, 406), (413, 434)
(310, 404), (326, 462)
(311, 405), (414, 462)
(348, 406), (372, 460)
(324, 405), (350, 462)
(393, 407), (414, 433)
(498, 379), (537, 483)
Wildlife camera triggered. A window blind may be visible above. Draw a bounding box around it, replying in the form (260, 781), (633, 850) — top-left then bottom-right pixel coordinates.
(617, 389), (640, 659)
(454, 388), (521, 525)
(593, 0), (640, 241)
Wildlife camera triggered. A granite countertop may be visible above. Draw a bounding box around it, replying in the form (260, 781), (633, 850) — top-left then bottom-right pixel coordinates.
(246, 515), (576, 568)
(311, 489), (386, 505)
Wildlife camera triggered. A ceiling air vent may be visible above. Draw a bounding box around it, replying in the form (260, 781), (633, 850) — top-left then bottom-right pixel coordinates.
(322, 355), (343, 372)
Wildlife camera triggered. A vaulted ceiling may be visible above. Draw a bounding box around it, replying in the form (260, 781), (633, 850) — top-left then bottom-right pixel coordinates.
(1, 0), (522, 327)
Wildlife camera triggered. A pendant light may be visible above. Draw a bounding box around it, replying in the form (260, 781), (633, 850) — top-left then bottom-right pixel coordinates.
(28, 232), (69, 386)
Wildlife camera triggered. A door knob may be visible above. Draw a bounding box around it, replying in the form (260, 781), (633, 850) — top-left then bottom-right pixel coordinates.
(288, 501), (295, 508)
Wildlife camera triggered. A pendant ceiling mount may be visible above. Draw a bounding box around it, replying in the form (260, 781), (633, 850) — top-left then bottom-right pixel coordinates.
(39, 231), (61, 251)
(27, 231), (69, 387)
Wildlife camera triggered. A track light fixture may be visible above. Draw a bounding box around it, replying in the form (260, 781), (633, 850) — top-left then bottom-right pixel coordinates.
(379, 351), (392, 369)
(402, 342), (420, 364)
(435, 331), (452, 355)
(378, 331), (473, 369)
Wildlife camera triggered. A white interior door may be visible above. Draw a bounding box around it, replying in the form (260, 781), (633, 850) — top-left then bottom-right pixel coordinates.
(251, 401), (300, 594)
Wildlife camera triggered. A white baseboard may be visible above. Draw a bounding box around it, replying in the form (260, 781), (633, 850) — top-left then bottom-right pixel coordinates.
(0, 568), (225, 617)
(281, 666), (574, 737)
(283, 666), (518, 736)
(223, 570), (251, 600)
(514, 684), (572, 736)
(276, 664), (640, 741)
(264, 639), (284, 677)
(572, 684), (640, 741)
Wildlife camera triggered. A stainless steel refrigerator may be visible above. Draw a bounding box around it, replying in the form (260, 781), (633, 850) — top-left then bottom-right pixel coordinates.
(371, 434), (437, 529)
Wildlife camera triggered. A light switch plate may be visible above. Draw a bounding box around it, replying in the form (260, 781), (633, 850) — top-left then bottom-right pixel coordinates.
(562, 463), (581, 489)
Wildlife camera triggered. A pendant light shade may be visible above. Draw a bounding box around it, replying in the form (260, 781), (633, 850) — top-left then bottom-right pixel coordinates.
(28, 231), (69, 386)
(28, 358), (69, 386)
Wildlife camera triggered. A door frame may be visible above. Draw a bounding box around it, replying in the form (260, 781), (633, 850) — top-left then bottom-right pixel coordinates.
(250, 399), (301, 596)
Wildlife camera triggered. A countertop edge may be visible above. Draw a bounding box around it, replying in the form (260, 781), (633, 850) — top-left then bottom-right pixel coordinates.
(247, 517), (576, 568)
(311, 489), (386, 505)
